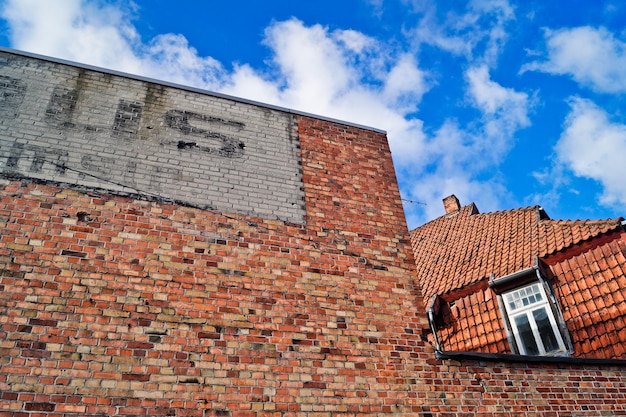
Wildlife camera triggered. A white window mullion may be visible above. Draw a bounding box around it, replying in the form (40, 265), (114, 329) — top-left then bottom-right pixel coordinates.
(527, 310), (547, 355)
(509, 314), (526, 354)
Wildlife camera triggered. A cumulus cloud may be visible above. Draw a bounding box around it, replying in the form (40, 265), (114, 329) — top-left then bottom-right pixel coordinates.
(388, 0), (531, 223)
(523, 26), (626, 93)
(383, 54), (429, 110)
(0, 0), (226, 90)
(466, 65), (530, 161)
(556, 98), (626, 207)
(1, 0), (141, 70)
(410, 0), (515, 66)
(406, 123), (512, 224)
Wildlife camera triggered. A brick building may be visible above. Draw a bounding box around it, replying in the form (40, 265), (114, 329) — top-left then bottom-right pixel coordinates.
(410, 195), (626, 359)
(1, 48), (626, 415)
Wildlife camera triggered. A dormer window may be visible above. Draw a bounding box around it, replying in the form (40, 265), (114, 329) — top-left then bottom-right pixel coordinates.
(502, 282), (566, 355)
(490, 262), (572, 357)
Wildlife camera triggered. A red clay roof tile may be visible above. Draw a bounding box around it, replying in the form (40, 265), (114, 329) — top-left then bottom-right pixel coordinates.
(410, 202), (622, 301)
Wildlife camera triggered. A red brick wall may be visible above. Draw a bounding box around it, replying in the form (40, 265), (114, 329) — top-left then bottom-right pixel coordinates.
(1, 115), (626, 416)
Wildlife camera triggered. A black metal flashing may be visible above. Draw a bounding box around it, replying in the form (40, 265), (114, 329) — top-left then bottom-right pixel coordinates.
(435, 349), (626, 367)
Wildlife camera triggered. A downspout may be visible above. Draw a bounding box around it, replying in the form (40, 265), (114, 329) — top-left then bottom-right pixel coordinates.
(489, 273), (519, 354)
(426, 294), (441, 352)
(495, 293), (518, 355)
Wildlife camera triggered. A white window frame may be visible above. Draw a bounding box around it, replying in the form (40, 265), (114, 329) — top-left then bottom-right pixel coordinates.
(502, 282), (567, 356)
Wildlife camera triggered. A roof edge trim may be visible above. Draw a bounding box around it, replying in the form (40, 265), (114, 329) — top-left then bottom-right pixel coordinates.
(436, 349), (626, 367)
(489, 266), (536, 294)
(0, 46), (386, 134)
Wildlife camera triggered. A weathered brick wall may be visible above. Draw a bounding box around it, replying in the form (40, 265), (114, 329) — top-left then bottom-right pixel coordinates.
(1, 49), (626, 416)
(0, 50), (305, 223)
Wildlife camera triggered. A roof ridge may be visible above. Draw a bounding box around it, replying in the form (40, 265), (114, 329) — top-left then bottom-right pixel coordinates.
(409, 203), (541, 233)
(542, 217), (623, 225)
(473, 205), (541, 217)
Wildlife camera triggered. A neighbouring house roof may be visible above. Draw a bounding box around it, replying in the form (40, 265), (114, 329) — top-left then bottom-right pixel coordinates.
(410, 197), (623, 302)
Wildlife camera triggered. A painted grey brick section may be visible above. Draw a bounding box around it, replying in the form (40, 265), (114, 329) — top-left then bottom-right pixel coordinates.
(0, 51), (306, 223)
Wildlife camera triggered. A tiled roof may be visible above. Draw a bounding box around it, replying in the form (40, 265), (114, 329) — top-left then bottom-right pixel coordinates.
(437, 287), (510, 353)
(549, 238), (626, 358)
(410, 202), (623, 301)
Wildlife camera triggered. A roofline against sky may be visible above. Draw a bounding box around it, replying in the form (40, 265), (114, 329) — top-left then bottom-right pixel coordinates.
(0, 46), (387, 135)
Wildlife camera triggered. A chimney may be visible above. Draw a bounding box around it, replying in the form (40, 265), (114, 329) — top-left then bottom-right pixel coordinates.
(443, 195), (460, 214)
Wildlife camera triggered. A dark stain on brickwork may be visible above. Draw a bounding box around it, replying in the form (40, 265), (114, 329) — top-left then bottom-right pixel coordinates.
(45, 86), (78, 128)
(6, 142), (68, 174)
(112, 99), (143, 140)
(0, 75), (26, 117)
(76, 211), (92, 222)
(180, 377), (200, 384)
(22, 349), (50, 358)
(303, 381), (326, 389)
(165, 110), (246, 158)
(61, 249), (86, 258)
(0, 269), (25, 279)
(122, 373), (150, 381)
(177, 140), (197, 149)
(25, 403), (55, 412)
(29, 318), (57, 327)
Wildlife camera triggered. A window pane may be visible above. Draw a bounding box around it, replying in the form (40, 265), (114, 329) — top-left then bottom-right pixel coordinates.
(514, 314), (539, 355)
(533, 307), (561, 353)
(505, 283), (543, 312)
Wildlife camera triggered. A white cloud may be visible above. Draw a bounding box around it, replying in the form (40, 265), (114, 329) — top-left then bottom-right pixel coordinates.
(2, 0), (141, 71)
(0, 0), (226, 90)
(556, 98), (626, 206)
(383, 54), (429, 111)
(469, 0), (515, 65)
(224, 18), (432, 170)
(143, 34), (226, 89)
(222, 64), (282, 107)
(260, 20), (356, 114)
(467, 65), (527, 117)
(465, 65), (530, 163)
(410, 0), (515, 66)
(523, 26), (626, 93)
(334, 29), (376, 54)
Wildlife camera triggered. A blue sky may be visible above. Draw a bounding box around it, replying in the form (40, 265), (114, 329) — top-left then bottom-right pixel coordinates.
(1, 0), (626, 229)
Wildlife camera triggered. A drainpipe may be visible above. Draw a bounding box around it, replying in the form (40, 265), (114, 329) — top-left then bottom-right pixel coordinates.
(426, 294), (441, 352)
